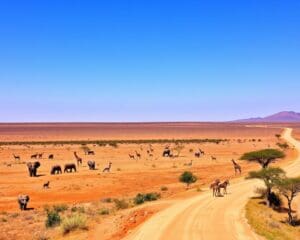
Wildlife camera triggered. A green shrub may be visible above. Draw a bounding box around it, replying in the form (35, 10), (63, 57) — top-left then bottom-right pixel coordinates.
(45, 210), (61, 228)
(134, 192), (161, 205)
(61, 214), (88, 234)
(134, 194), (145, 205)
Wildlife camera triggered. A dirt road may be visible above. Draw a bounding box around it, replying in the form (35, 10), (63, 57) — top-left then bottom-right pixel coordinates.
(124, 128), (300, 240)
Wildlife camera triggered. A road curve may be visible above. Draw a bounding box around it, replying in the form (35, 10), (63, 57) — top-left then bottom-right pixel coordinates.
(124, 128), (300, 240)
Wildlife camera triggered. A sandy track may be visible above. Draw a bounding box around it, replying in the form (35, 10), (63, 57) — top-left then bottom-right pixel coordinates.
(124, 128), (300, 240)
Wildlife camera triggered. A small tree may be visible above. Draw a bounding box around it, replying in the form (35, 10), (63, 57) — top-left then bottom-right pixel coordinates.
(275, 134), (281, 140)
(247, 167), (285, 207)
(240, 149), (285, 168)
(276, 177), (300, 225)
(179, 171), (197, 189)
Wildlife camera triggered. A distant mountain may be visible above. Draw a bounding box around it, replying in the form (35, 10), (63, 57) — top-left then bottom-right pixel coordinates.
(233, 111), (300, 123)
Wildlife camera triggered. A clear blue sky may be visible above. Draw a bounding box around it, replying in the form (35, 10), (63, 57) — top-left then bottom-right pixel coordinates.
(0, 1), (299, 122)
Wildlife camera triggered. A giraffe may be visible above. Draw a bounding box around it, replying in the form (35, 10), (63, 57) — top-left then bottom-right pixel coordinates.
(74, 152), (82, 166)
(231, 159), (242, 174)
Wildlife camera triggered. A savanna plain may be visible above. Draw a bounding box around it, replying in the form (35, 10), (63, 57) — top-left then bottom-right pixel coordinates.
(0, 122), (299, 240)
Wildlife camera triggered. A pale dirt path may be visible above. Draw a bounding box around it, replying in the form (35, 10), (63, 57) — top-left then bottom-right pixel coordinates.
(123, 128), (300, 240)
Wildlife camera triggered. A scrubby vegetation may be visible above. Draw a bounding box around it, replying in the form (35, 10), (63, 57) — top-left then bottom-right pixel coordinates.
(0, 138), (228, 146)
(179, 171), (197, 189)
(134, 192), (161, 205)
(45, 210), (61, 228)
(61, 214), (88, 234)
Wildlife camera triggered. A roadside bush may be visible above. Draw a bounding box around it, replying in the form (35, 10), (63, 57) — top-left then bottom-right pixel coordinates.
(114, 199), (129, 210)
(160, 186), (168, 191)
(45, 210), (61, 228)
(61, 214), (88, 234)
(134, 192), (161, 205)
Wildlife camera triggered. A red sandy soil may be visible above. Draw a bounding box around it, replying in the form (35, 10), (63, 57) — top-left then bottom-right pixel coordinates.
(0, 123), (291, 240)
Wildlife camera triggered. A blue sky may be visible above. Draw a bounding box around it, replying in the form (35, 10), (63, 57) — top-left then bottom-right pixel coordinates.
(0, 0), (299, 122)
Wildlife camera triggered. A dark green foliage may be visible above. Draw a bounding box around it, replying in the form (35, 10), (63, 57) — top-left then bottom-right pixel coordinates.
(45, 210), (61, 228)
(179, 171), (197, 188)
(134, 192), (161, 205)
(240, 149), (285, 168)
(53, 204), (68, 213)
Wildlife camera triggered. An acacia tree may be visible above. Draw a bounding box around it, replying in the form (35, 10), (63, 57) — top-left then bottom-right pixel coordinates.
(240, 149), (285, 168)
(247, 167), (285, 207)
(276, 177), (300, 225)
(179, 171), (197, 189)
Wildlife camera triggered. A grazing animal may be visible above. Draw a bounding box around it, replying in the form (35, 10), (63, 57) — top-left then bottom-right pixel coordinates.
(43, 181), (50, 189)
(210, 179), (220, 197)
(13, 154), (20, 161)
(162, 149), (172, 157)
(103, 162), (112, 172)
(87, 160), (96, 170)
(149, 153), (153, 157)
(50, 165), (62, 175)
(199, 149), (205, 155)
(31, 154), (38, 159)
(27, 161), (41, 177)
(38, 153), (43, 159)
(218, 180), (230, 195)
(231, 159), (242, 174)
(211, 156), (217, 161)
(74, 152), (83, 166)
(129, 154), (135, 160)
(86, 150), (95, 155)
(48, 154), (54, 160)
(64, 163), (77, 173)
(18, 195), (30, 210)
(135, 151), (141, 159)
(194, 152), (200, 158)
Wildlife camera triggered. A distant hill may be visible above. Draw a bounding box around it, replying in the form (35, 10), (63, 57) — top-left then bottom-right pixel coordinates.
(233, 111), (300, 123)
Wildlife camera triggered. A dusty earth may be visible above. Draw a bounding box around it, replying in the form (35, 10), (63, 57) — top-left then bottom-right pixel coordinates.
(124, 128), (300, 240)
(0, 123), (293, 239)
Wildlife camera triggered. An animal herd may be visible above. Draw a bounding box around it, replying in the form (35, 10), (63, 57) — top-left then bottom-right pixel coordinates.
(15, 144), (243, 210)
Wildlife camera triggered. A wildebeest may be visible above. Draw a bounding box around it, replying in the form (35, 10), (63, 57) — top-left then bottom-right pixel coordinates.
(27, 161), (41, 177)
(64, 163), (77, 173)
(162, 149), (172, 157)
(50, 165), (62, 175)
(48, 154), (54, 160)
(86, 150), (95, 155)
(18, 195), (30, 210)
(194, 152), (200, 158)
(87, 160), (96, 170)
(31, 154), (38, 159)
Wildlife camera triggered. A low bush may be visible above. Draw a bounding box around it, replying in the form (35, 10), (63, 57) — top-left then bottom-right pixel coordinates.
(160, 186), (168, 191)
(45, 210), (61, 228)
(61, 214), (88, 234)
(134, 192), (161, 205)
